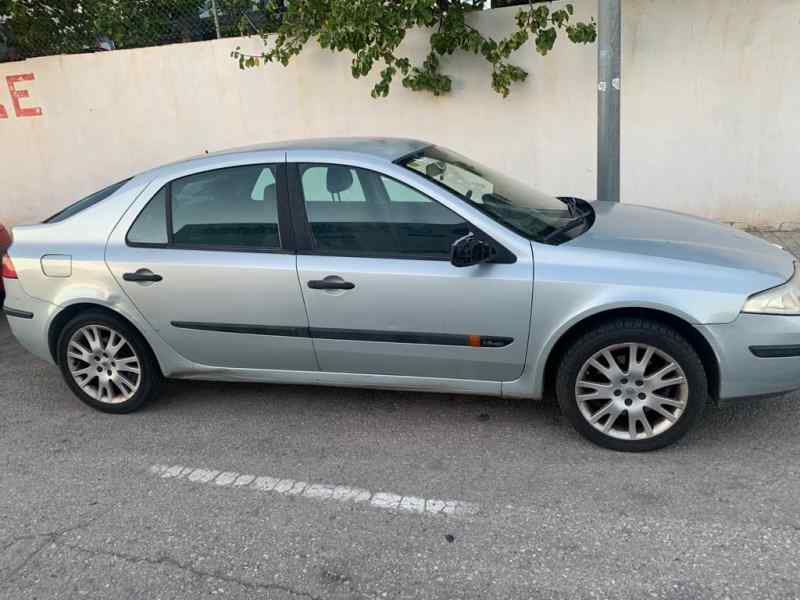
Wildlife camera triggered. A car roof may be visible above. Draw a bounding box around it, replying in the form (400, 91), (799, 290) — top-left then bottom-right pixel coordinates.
(192, 137), (429, 163)
(136, 137), (432, 185)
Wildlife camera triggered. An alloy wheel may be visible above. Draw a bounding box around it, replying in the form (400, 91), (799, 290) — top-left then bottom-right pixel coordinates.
(574, 343), (689, 441)
(66, 325), (141, 404)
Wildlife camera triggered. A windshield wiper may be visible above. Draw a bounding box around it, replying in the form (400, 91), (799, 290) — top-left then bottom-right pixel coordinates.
(482, 192), (513, 206)
(558, 196), (590, 218)
(542, 212), (591, 243)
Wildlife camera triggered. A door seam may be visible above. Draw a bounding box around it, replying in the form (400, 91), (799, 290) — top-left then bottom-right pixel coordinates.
(294, 254), (322, 371)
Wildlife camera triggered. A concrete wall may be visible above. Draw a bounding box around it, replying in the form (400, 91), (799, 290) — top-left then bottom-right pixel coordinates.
(1, 0), (799, 227)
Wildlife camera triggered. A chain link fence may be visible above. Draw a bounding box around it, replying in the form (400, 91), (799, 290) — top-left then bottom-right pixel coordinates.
(0, 0), (556, 63)
(0, 0), (280, 62)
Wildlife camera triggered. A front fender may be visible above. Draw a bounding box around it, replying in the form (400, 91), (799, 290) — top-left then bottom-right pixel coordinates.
(504, 242), (740, 399)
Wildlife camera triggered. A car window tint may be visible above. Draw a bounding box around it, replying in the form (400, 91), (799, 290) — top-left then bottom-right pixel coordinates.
(251, 168), (276, 201)
(381, 176), (430, 203)
(170, 165), (281, 249)
(127, 187), (167, 244)
(299, 164), (469, 258)
(302, 166), (366, 202)
(44, 178), (131, 223)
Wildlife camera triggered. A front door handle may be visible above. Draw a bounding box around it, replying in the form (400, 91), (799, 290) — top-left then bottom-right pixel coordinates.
(123, 269), (163, 283)
(308, 277), (355, 290)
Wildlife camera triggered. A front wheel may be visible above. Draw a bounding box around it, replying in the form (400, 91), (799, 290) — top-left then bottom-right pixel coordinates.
(57, 310), (162, 413)
(556, 318), (707, 452)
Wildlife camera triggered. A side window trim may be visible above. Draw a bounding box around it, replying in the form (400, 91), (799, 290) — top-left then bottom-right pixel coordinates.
(287, 162), (314, 252)
(286, 162), (516, 263)
(125, 162), (296, 254)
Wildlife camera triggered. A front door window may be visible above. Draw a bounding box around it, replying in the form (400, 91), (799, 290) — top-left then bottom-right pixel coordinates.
(297, 164), (470, 259)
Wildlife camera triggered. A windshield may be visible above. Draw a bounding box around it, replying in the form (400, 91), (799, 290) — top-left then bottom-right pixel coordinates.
(398, 146), (591, 243)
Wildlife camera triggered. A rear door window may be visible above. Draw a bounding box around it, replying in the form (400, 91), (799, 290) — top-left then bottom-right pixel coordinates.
(169, 164), (282, 249)
(127, 187), (167, 244)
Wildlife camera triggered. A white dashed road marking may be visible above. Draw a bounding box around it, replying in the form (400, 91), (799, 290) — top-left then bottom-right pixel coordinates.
(148, 464), (479, 517)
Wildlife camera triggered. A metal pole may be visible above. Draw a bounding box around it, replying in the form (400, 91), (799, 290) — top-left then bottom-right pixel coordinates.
(211, 0), (222, 39)
(597, 0), (621, 202)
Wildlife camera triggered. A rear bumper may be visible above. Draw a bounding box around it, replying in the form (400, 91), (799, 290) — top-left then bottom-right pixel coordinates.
(3, 306), (34, 319)
(701, 314), (800, 402)
(2, 279), (57, 365)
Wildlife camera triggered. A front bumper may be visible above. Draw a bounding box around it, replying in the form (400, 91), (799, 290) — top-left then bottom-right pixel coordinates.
(701, 313), (800, 401)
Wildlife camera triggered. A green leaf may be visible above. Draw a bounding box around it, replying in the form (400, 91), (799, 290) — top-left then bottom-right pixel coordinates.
(233, 0), (596, 98)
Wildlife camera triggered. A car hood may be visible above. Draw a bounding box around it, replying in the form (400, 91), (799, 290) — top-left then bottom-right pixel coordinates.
(567, 201), (795, 282)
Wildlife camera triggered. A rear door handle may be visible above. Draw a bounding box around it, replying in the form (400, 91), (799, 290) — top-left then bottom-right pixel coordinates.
(123, 269), (163, 283)
(308, 278), (355, 290)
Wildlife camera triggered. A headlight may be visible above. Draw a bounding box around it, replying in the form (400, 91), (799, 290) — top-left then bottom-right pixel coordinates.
(743, 263), (800, 315)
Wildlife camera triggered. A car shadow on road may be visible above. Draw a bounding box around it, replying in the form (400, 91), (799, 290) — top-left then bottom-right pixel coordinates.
(151, 378), (800, 455)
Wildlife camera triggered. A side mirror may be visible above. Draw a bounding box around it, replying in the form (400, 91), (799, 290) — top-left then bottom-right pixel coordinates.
(450, 233), (497, 268)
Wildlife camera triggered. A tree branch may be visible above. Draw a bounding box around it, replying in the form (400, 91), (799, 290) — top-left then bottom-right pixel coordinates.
(240, 0), (596, 98)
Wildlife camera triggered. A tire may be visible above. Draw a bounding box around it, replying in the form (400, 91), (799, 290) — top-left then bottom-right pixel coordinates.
(555, 318), (707, 452)
(56, 310), (162, 413)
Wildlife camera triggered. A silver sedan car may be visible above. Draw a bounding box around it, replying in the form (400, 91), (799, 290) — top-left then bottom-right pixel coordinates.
(3, 138), (799, 451)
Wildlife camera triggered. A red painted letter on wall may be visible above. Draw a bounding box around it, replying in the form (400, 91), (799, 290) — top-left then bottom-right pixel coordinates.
(6, 74), (42, 117)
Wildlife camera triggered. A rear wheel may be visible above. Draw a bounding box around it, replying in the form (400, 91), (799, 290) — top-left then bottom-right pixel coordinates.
(57, 310), (161, 413)
(556, 318), (707, 451)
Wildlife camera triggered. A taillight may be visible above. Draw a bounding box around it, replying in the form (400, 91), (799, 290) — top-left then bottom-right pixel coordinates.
(1, 254), (17, 279)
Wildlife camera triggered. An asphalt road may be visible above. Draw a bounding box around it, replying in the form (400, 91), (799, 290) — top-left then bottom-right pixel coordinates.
(1, 317), (799, 599)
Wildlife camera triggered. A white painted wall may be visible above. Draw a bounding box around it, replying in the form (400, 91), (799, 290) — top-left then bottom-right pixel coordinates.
(1, 0), (799, 227)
